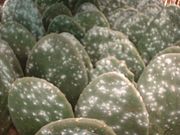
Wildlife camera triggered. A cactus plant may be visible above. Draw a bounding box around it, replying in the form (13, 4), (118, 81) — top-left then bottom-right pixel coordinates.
(114, 11), (149, 45)
(0, 39), (23, 78)
(74, 8), (110, 32)
(76, 72), (149, 135)
(137, 53), (180, 134)
(82, 26), (145, 81)
(2, 0), (45, 39)
(35, 0), (69, 13)
(137, 5), (180, 64)
(48, 15), (85, 40)
(35, 118), (116, 135)
(156, 46), (180, 57)
(90, 56), (134, 83)
(26, 33), (88, 107)
(8, 77), (74, 135)
(76, 2), (99, 13)
(59, 32), (93, 81)
(0, 54), (17, 135)
(0, 21), (36, 71)
(42, 2), (72, 30)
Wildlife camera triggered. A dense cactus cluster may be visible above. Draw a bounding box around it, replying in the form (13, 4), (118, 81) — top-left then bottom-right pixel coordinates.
(0, 0), (179, 135)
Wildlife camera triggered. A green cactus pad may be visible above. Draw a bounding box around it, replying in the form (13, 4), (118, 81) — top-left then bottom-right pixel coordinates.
(35, 118), (116, 135)
(0, 54), (17, 135)
(114, 11), (149, 45)
(0, 21), (36, 71)
(107, 7), (138, 27)
(137, 6), (180, 64)
(26, 33), (88, 107)
(76, 2), (99, 13)
(82, 26), (145, 81)
(0, 39), (23, 78)
(75, 10), (109, 32)
(74, 0), (99, 12)
(35, 0), (69, 13)
(8, 77), (74, 135)
(42, 2), (72, 30)
(48, 15), (85, 40)
(0, 5), (2, 21)
(76, 72), (149, 135)
(90, 56), (134, 83)
(2, 0), (45, 39)
(139, 4), (162, 21)
(59, 32), (93, 81)
(156, 46), (180, 57)
(137, 54), (180, 134)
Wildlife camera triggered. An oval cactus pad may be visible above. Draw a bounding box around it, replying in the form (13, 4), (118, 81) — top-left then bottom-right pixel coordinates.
(76, 72), (149, 135)
(8, 77), (74, 135)
(35, 118), (116, 135)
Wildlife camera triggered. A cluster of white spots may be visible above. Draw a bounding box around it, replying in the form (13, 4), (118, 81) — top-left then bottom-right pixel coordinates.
(138, 54), (180, 133)
(76, 73), (149, 135)
(83, 26), (144, 80)
(8, 77), (73, 135)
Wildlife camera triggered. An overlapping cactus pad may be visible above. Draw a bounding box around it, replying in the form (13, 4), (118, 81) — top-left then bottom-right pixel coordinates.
(8, 77), (74, 135)
(75, 72), (149, 135)
(0, 0), (179, 135)
(35, 118), (116, 135)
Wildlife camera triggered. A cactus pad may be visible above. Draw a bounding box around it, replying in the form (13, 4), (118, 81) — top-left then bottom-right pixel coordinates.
(35, 118), (116, 135)
(82, 26), (145, 81)
(0, 39), (23, 78)
(0, 21), (36, 70)
(76, 2), (99, 13)
(8, 77), (74, 135)
(2, 0), (45, 39)
(75, 10), (109, 32)
(60, 32), (93, 81)
(137, 53), (180, 134)
(26, 33), (88, 107)
(137, 5), (180, 64)
(42, 2), (72, 30)
(76, 72), (149, 135)
(0, 54), (17, 135)
(48, 15), (85, 40)
(156, 46), (180, 57)
(90, 56), (134, 83)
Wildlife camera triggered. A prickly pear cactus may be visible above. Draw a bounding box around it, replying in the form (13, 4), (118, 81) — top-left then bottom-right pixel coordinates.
(75, 9), (109, 31)
(8, 77), (74, 135)
(48, 15), (85, 40)
(137, 5), (180, 64)
(35, 0), (69, 13)
(76, 2), (99, 13)
(90, 56), (134, 83)
(82, 26), (145, 81)
(139, 4), (162, 21)
(0, 39), (23, 78)
(0, 54), (17, 135)
(107, 7), (138, 27)
(2, 0), (45, 39)
(59, 32), (93, 81)
(0, 21), (36, 70)
(137, 53), (180, 135)
(26, 33), (88, 107)
(74, 0), (99, 12)
(42, 2), (72, 30)
(76, 72), (149, 135)
(35, 118), (116, 135)
(156, 46), (180, 57)
(113, 10), (150, 45)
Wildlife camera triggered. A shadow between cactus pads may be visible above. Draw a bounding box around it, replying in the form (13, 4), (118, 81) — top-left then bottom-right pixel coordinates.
(8, 77), (74, 135)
